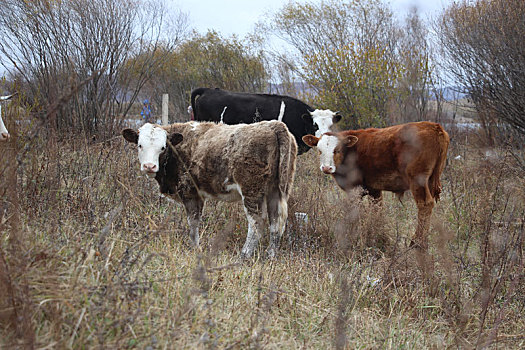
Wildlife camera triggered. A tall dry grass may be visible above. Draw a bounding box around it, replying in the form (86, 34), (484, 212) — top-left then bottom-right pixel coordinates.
(0, 121), (524, 349)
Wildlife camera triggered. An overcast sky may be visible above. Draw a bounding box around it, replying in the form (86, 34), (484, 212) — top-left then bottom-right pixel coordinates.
(171, 0), (452, 38)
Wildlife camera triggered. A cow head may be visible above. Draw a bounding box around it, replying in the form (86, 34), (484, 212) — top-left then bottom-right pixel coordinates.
(302, 133), (358, 174)
(302, 109), (342, 138)
(122, 123), (183, 178)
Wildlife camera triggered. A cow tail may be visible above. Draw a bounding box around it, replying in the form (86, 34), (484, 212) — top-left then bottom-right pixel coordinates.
(267, 122), (297, 236)
(268, 122), (297, 197)
(429, 127), (450, 202)
(190, 88), (207, 119)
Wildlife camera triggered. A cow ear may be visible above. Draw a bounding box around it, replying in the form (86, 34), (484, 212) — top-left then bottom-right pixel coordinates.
(122, 129), (138, 144)
(302, 134), (319, 147)
(333, 113), (342, 123)
(301, 113), (313, 123)
(343, 135), (358, 148)
(168, 132), (183, 147)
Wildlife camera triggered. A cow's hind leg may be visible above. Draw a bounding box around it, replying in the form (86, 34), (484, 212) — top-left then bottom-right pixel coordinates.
(409, 177), (435, 276)
(409, 178), (434, 251)
(240, 195), (267, 259)
(267, 189), (288, 259)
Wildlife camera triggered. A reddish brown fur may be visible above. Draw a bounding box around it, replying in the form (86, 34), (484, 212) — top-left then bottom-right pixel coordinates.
(304, 121), (450, 250)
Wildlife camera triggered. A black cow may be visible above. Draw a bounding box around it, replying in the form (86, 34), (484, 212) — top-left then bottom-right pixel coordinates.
(190, 87), (341, 154)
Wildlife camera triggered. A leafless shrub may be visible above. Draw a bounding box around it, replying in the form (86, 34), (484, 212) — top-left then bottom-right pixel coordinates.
(437, 0), (525, 139)
(0, 0), (188, 138)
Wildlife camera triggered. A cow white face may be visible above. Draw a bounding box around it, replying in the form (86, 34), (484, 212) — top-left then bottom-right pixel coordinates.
(302, 133), (358, 174)
(122, 123), (168, 178)
(309, 109), (342, 137)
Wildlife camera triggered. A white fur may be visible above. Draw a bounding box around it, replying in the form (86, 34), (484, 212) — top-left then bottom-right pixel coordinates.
(316, 134), (339, 173)
(0, 95), (14, 141)
(0, 104), (8, 140)
(278, 101), (285, 122)
(137, 123), (167, 176)
(220, 106), (227, 123)
(310, 109), (338, 137)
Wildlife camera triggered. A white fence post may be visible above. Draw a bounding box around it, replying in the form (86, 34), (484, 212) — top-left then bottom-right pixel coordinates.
(162, 93), (169, 125)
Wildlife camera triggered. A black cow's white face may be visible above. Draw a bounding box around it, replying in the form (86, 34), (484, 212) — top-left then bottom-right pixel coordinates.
(309, 109), (342, 137)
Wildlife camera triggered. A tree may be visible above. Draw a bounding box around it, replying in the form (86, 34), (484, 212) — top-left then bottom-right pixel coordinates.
(437, 0), (525, 140)
(0, 0), (188, 138)
(138, 31), (268, 121)
(270, 0), (404, 129)
(393, 7), (434, 124)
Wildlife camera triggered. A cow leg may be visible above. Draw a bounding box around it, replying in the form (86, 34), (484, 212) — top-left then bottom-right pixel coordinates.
(267, 190), (288, 259)
(183, 199), (204, 247)
(240, 195), (266, 259)
(365, 188), (382, 204)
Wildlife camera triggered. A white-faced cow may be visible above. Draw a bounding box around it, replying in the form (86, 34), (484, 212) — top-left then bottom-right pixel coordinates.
(303, 121), (450, 251)
(0, 94), (16, 141)
(190, 87), (341, 155)
(123, 121), (297, 258)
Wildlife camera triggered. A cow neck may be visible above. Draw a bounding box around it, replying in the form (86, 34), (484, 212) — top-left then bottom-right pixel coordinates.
(160, 123), (202, 195)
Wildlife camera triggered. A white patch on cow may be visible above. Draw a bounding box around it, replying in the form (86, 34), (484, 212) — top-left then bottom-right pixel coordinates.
(0, 107), (8, 140)
(225, 183), (242, 196)
(0, 95), (13, 141)
(198, 183), (242, 202)
(278, 101), (285, 122)
(316, 134), (339, 174)
(241, 214), (259, 257)
(136, 123), (167, 177)
(310, 109), (337, 137)
(220, 106), (227, 123)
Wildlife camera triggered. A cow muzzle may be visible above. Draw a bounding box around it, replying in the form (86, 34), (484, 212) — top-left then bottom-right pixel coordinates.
(142, 163), (158, 177)
(321, 165), (335, 174)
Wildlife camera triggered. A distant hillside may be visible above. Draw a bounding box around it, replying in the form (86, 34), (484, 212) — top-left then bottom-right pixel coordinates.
(268, 82), (467, 102)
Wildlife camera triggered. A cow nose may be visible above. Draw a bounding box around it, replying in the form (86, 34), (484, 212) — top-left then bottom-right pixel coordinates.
(321, 165), (334, 174)
(143, 163), (157, 172)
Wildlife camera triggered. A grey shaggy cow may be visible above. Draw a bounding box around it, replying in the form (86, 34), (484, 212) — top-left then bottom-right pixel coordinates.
(122, 121), (297, 258)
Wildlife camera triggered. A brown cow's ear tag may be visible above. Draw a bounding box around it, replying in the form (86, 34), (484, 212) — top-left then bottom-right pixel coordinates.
(302, 134), (319, 147)
(344, 135), (358, 148)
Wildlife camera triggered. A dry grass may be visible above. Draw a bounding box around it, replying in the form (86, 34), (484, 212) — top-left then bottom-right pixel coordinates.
(0, 123), (524, 349)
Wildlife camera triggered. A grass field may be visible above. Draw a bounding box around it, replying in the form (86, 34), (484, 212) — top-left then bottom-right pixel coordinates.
(1, 124), (524, 349)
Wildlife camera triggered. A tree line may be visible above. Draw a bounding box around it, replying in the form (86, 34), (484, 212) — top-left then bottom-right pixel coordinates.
(0, 0), (523, 143)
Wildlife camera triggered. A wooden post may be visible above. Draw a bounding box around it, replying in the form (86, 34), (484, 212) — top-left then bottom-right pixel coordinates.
(162, 93), (169, 125)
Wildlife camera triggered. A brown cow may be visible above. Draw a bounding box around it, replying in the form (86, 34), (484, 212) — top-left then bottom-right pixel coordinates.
(302, 121), (450, 250)
(123, 121), (297, 258)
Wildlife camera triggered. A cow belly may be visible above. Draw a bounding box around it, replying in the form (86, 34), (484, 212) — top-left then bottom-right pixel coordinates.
(198, 184), (242, 202)
(367, 172), (408, 193)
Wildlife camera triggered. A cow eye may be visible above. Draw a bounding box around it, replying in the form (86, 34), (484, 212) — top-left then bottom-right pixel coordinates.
(161, 146), (166, 151)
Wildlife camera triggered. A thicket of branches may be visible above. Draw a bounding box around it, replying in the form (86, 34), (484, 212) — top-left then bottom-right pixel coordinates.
(136, 31), (268, 121)
(437, 0), (525, 142)
(268, 0), (434, 129)
(0, 0), (187, 138)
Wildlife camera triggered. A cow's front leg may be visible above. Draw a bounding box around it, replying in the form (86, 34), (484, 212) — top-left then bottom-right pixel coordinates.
(183, 198), (204, 247)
